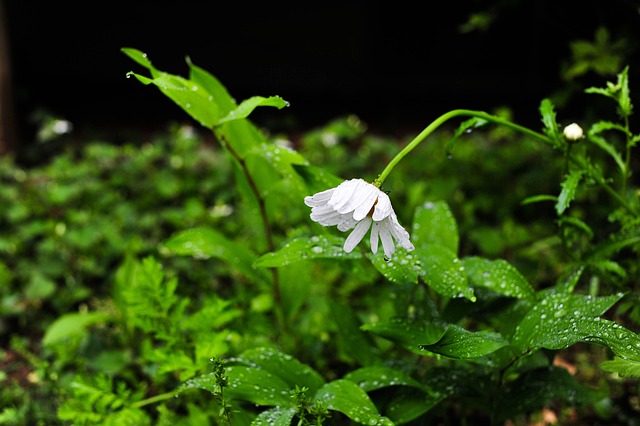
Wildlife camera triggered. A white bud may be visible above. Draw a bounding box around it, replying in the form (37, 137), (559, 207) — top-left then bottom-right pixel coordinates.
(563, 123), (584, 141)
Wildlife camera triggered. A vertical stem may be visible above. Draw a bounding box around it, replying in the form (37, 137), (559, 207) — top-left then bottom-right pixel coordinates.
(215, 133), (284, 322)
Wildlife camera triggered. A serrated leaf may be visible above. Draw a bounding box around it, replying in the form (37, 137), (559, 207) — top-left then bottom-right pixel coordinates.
(254, 235), (362, 267)
(224, 366), (292, 406)
(313, 380), (394, 425)
(411, 200), (459, 253)
(43, 312), (112, 346)
(539, 98), (562, 148)
(600, 356), (640, 377)
(556, 169), (584, 215)
(463, 257), (535, 300)
(233, 347), (325, 393)
(587, 121), (627, 173)
(420, 324), (509, 359)
(163, 227), (269, 285)
(414, 244), (475, 301)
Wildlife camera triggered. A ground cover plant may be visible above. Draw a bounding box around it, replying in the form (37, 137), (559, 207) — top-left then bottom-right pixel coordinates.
(1, 45), (639, 425)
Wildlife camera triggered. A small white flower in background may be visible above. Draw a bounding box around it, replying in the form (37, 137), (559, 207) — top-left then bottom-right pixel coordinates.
(563, 123), (584, 141)
(304, 178), (415, 258)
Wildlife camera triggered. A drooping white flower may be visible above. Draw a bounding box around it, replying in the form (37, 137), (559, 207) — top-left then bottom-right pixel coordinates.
(304, 178), (415, 258)
(563, 123), (584, 141)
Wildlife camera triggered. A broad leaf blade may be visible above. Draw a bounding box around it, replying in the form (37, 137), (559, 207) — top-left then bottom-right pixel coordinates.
(420, 324), (509, 359)
(415, 244), (475, 301)
(254, 235), (362, 267)
(463, 257), (535, 300)
(313, 380), (394, 425)
(411, 201), (459, 253)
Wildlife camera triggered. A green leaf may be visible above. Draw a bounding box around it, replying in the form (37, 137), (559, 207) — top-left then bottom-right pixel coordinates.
(251, 406), (297, 426)
(343, 366), (426, 392)
(494, 366), (603, 423)
(445, 117), (488, 155)
(163, 227), (269, 285)
(415, 244), (475, 301)
(254, 235), (362, 268)
(600, 356), (640, 377)
(331, 301), (381, 366)
(312, 380), (394, 425)
(217, 96), (289, 125)
(368, 249), (420, 285)
(362, 318), (446, 355)
(384, 387), (446, 424)
(463, 257), (535, 300)
(520, 194), (557, 205)
(420, 324), (509, 359)
(588, 121), (627, 173)
(233, 347), (325, 393)
(224, 366), (292, 406)
(512, 292), (640, 360)
(43, 312), (112, 346)
(539, 98), (563, 148)
(556, 168), (584, 215)
(411, 200), (459, 253)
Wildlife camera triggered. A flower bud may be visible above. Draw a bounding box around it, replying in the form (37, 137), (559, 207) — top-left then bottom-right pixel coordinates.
(563, 123), (584, 141)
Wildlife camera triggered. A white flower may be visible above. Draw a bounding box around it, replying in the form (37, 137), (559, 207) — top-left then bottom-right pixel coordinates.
(304, 178), (415, 258)
(563, 123), (584, 141)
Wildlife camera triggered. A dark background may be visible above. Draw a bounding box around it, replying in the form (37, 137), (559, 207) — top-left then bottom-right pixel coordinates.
(4, 1), (640, 153)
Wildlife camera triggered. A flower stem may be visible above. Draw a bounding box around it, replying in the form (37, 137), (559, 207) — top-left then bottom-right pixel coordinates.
(374, 109), (637, 215)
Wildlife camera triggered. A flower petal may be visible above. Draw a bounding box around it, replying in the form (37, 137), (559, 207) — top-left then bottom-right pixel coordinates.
(304, 188), (334, 207)
(378, 220), (396, 258)
(372, 192), (393, 221)
(352, 185), (380, 220)
(388, 212), (415, 251)
(337, 216), (359, 232)
(370, 221), (380, 254)
(343, 217), (372, 253)
(328, 179), (360, 212)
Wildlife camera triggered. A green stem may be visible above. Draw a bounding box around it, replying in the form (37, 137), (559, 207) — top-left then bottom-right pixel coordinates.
(374, 109), (549, 187)
(374, 109), (637, 215)
(130, 391), (175, 408)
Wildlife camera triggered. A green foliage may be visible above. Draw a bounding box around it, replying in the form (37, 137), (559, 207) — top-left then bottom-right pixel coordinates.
(3, 48), (640, 426)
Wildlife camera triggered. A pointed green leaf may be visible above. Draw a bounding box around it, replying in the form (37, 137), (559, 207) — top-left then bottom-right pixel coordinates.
(234, 347), (325, 393)
(368, 249), (420, 285)
(313, 380), (394, 425)
(224, 366), (291, 406)
(163, 227), (269, 285)
(415, 244), (475, 301)
(43, 312), (112, 346)
(539, 98), (563, 148)
(600, 356), (640, 377)
(411, 201), (459, 253)
(362, 318), (446, 355)
(420, 324), (509, 359)
(463, 257), (535, 300)
(252, 406), (297, 426)
(556, 168), (584, 215)
(343, 366), (426, 392)
(254, 235), (362, 268)
(217, 96), (289, 125)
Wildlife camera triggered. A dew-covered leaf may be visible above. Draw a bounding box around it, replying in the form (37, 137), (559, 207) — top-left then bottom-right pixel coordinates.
(494, 366), (604, 424)
(600, 356), (640, 377)
(232, 347), (325, 393)
(414, 244), (475, 301)
(179, 372), (221, 395)
(343, 366), (426, 392)
(463, 257), (535, 300)
(224, 366), (292, 406)
(384, 387), (446, 424)
(313, 379), (394, 425)
(411, 201), (459, 253)
(162, 227), (269, 284)
(254, 235), (362, 268)
(420, 324), (509, 359)
(368, 249), (420, 285)
(217, 96), (289, 125)
(362, 318), (446, 355)
(251, 406), (297, 426)
(512, 292), (640, 360)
